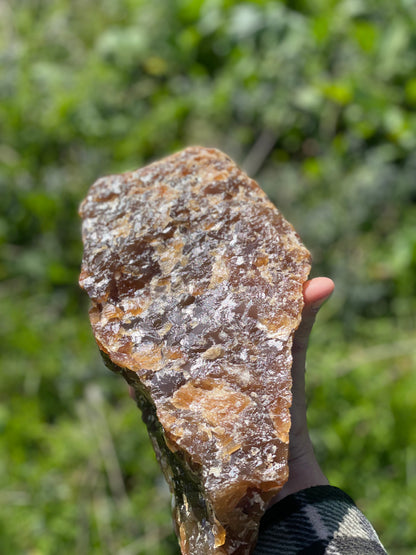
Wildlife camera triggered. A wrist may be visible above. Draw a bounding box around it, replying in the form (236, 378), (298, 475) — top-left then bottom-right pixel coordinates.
(270, 443), (328, 506)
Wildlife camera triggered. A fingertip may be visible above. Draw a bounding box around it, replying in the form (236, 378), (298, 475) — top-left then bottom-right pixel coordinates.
(303, 277), (335, 308)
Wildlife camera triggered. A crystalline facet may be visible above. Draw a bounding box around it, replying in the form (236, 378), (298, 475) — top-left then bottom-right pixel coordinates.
(79, 147), (311, 554)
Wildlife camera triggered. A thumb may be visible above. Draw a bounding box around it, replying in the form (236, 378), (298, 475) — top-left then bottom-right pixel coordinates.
(294, 277), (335, 354)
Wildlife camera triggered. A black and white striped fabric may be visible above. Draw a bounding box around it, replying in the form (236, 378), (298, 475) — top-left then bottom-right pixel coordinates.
(253, 486), (387, 554)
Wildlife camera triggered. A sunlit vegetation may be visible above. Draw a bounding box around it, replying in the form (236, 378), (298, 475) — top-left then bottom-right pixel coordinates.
(1, 1), (415, 553)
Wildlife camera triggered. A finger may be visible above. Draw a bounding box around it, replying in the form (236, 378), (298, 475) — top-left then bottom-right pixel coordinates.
(293, 277), (334, 352)
(303, 277), (335, 311)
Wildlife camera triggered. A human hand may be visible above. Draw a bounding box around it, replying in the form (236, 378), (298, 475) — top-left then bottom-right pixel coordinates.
(271, 277), (335, 504)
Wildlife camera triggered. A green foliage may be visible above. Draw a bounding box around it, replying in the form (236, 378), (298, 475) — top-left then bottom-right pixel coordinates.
(1, 0), (415, 552)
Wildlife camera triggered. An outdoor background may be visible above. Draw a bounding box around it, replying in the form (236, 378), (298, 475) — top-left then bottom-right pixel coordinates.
(1, 0), (415, 553)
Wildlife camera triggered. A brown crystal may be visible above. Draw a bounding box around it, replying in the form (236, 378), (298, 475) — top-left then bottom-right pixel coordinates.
(79, 147), (311, 554)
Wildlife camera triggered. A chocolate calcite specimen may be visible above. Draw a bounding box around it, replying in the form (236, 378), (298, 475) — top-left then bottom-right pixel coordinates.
(79, 147), (311, 554)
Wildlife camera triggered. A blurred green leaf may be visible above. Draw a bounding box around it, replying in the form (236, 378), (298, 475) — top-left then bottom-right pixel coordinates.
(353, 20), (379, 53)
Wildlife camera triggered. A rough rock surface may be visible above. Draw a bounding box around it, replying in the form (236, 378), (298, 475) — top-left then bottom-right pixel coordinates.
(79, 147), (311, 554)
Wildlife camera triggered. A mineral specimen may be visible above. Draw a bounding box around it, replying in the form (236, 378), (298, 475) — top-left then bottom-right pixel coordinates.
(79, 147), (311, 554)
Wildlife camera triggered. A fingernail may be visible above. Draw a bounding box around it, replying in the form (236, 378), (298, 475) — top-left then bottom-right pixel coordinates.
(311, 291), (333, 312)
(311, 299), (325, 312)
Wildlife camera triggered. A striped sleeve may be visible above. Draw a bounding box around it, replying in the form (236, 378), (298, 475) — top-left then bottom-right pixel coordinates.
(253, 486), (387, 554)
